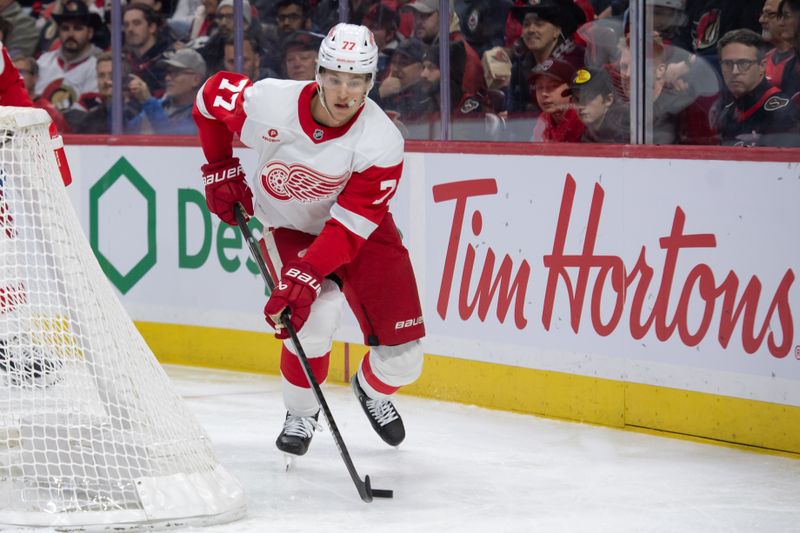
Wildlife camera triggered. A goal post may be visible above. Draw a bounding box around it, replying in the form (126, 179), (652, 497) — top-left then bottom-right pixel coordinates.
(0, 107), (246, 530)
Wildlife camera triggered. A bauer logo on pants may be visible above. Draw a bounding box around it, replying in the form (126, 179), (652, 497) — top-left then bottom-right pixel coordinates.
(395, 316), (423, 330)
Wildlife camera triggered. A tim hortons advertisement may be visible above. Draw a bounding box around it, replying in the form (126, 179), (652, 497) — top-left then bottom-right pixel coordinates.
(64, 145), (799, 406)
(420, 154), (799, 406)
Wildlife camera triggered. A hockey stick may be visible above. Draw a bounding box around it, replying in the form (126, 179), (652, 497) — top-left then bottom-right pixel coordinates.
(234, 204), (393, 503)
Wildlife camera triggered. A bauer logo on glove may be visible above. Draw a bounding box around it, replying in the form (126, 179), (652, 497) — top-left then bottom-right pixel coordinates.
(200, 157), (254, 226)
(284, 267), (322, 296)
(264, 261), (323, 338)
(202, 163), (245, 185)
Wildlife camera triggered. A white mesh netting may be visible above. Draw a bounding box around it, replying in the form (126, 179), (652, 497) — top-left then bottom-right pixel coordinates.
(0, 107), (245, 530)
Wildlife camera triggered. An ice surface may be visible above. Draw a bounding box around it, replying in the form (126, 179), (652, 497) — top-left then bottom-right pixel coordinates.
(166, 365), (800, 533)
(11, 364), (798, 532)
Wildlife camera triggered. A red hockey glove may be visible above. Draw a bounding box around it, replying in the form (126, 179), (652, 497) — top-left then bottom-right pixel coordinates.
(264, 261), (323, 339)
(201, 157), (254, 225)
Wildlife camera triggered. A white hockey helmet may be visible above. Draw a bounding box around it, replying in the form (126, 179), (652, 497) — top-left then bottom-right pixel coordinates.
(316, 23), (379, 90)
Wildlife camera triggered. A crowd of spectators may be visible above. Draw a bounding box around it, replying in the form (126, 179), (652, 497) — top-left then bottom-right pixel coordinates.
(5, 0), (799, 146)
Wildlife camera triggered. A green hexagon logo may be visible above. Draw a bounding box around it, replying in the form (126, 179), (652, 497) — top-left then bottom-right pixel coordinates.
(90, 157), (156, 294)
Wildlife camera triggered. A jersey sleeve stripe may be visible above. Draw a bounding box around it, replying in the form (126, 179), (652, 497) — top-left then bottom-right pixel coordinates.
(194, 80), (214, 120)
(330, 203), (378, 240)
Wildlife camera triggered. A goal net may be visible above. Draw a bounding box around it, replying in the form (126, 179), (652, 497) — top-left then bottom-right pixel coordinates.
(0, 107), (245, 530)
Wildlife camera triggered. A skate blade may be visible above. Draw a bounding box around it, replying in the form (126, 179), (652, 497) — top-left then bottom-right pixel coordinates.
(283, 453), (295, 471)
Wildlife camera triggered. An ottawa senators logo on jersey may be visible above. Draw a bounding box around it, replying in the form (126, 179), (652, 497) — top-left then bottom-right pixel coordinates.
(259, 161), (349, 203)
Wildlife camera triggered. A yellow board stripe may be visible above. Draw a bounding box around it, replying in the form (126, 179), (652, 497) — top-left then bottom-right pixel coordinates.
(135, 321), (800, 457)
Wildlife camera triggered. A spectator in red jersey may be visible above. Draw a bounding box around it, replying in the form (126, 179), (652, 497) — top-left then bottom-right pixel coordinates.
(715, 28), (800, 146)
(529, 58), (585, 142)
(11, 56), (70, 133)
(761, 0), (795, 87)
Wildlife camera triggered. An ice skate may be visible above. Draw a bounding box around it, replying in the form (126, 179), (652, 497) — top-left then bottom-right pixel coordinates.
(351, 375), (405, 446)
(275, 411), (320, 466)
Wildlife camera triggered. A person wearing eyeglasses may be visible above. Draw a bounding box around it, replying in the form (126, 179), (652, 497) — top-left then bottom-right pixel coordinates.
(761, 0), (795, 87)
(128, 48), (208, 135)
(716, 28), (800, 147)
(776, 0), (800, 100)
(273, 0), (310, 37)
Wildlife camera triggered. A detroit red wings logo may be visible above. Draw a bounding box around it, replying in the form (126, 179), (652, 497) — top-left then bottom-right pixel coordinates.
(259, 161), (348, 203)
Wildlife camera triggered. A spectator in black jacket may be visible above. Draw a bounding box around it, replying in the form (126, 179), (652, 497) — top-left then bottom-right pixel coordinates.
(124, 3), (174, 97)
(568, 66), (630, 143)
(716, 28), (800, 146)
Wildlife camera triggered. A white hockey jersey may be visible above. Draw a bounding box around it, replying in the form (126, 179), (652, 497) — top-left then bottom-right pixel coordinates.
(35, 49), (98, 107)
(194, 73), (405, 276)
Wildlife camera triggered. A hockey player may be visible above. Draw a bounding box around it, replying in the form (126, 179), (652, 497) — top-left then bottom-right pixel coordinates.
(193, 23), (425, 458)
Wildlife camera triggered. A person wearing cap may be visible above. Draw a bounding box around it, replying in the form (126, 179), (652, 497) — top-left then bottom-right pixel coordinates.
(508, 0), (587, 114)
(282, 30), (321, 81)
(715, 28), (800, 146)
(402, 0), (483, 92)
(402, 0), (486, 108)
(128, 48), (208, 134)
(651, 0), (688, 43)
(35, 0), (103, 110)
(529, 58), (585, 142)
(568, 66), (629, 143)
(372, 37), (434, 125)
(403, 0), (447, 44)
(214, 0), (255, 36)
(193, 23), (426, 457)
(140, 48), (206, 135)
